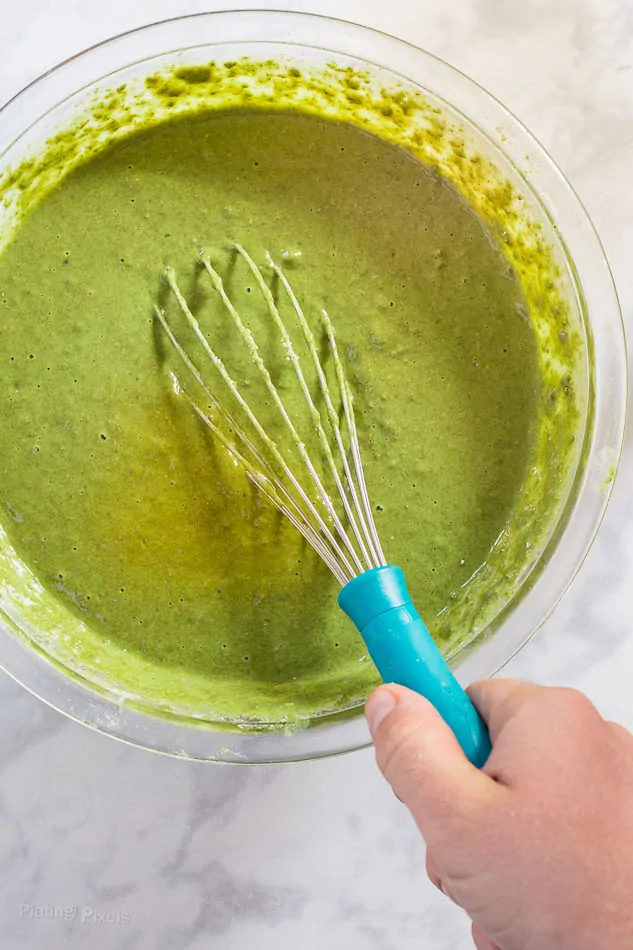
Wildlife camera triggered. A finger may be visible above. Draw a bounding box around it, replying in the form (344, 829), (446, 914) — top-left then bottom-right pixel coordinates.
(467, 678), (542, 743)
(366, 684), (499, 848)
(426, 853), (463, 906)
(425, 852), (443, 892)
(472, 923), (500, 950)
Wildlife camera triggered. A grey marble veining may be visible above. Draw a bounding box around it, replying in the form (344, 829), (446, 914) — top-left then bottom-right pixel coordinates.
(0, 1), (632, 947)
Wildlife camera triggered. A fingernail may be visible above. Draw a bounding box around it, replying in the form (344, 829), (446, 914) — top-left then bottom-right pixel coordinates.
(365, 688), (398, 738)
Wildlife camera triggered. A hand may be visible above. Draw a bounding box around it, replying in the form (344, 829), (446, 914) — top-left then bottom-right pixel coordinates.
(365, 679), (633, 950)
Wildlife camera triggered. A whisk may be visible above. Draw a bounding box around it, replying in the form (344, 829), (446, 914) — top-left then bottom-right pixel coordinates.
(154, 243), (490, 767)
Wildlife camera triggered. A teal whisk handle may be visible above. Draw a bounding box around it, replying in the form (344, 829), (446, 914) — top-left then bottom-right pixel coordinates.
(338, 565), (491, 768)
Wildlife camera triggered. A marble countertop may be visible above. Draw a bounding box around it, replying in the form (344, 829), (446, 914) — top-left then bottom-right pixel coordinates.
(1, 1), (632, 947)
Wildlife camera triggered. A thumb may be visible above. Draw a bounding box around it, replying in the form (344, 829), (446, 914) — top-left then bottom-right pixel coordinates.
(366, 684), (499, 849)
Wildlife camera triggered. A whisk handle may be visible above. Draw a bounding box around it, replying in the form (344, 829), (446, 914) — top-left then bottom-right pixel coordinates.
(338, 565), (491, 768)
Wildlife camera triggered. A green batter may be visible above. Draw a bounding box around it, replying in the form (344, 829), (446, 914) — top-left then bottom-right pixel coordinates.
(0, 98), (551, 725)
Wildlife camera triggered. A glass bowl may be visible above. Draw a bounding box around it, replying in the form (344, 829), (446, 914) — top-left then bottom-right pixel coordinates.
(0, 11), (626, 763)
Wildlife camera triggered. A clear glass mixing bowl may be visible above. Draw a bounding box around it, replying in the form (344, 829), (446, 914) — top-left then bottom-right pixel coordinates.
(0, 11), (626, 762)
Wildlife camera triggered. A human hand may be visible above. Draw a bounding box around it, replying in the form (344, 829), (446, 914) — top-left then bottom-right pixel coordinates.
(366, 679), (633, 950)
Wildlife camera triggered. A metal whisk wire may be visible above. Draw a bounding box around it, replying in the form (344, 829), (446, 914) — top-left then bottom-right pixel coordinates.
(153, 243), (386, 587)
(153, 242), (492, 769)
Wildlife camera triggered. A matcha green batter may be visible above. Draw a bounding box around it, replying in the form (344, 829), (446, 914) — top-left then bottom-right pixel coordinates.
(0, 107), (541, 724)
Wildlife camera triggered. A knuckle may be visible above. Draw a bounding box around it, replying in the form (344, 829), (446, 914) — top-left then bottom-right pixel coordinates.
(518, 685), (595, 723)
(552, 686), (597, 717)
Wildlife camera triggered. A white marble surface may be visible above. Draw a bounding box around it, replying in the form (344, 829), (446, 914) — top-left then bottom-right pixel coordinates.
(1, 1), (632, 947)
